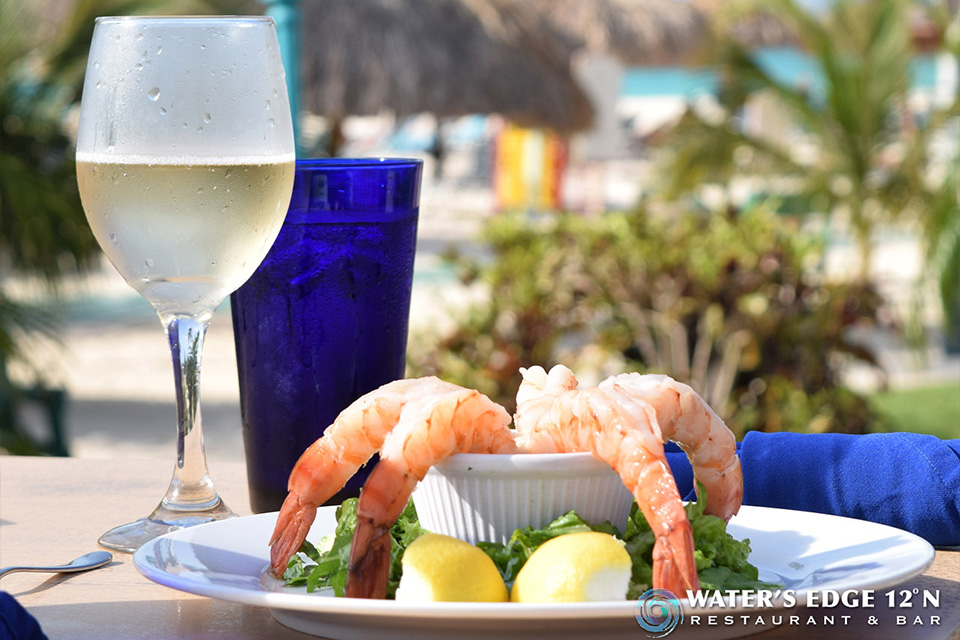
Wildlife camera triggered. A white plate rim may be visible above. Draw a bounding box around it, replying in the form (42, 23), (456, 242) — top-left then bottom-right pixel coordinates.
(132, 504), (936, 621)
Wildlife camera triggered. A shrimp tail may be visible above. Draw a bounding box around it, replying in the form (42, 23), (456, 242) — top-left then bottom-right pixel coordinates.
(345, 516), (393, 599)
(652, 520), (700, 594)
(269, 492), (317, 576)
(344, 456), (416, 598)
(344, 389), (515, 598)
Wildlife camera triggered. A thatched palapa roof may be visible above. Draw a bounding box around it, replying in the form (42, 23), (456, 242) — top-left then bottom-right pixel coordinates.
(527, 0), (710, 66)
(299, 0), (594, 133)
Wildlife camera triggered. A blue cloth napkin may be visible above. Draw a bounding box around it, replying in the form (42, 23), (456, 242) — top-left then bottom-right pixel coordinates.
(0, 592), (47, 640)
(665, 432), (960, 547)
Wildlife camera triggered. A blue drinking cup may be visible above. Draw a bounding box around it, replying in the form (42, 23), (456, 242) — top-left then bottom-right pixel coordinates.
(230, 158), (423, 513)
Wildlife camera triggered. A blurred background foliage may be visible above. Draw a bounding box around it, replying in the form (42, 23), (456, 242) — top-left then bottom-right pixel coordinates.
(660, 0), (959, 339)
(408, 0), (959, 438)
(0, 0), (253, 453)
(1, 0), (957, 452)
(407, 204), (890, 436)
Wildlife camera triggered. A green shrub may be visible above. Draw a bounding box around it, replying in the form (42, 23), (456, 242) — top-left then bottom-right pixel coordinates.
(407, 205), (887, 436)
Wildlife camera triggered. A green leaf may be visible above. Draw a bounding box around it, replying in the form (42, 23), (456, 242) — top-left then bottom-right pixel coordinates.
(285, 497), (427, 598)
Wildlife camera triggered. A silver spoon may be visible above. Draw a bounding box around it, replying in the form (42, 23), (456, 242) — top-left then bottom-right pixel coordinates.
(0, 551), (113, 579)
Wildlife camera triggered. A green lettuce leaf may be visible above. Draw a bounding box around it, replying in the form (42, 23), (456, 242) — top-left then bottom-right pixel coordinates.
(282, 497), (427, 598)
(284, 482), (777, 599)
(476, 511), (620, 583)
(478, 482), (777, 597)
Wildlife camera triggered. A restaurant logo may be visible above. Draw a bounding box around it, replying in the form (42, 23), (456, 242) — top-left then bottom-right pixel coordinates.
(635, 588), (683, 637)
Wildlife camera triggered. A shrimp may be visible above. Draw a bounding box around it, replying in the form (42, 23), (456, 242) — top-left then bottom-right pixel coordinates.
(514, 365), (700, 594)
(599, 373), (742, 521)
(269, 376), (479, 576)
(513, 363), (578, 451)
(345, 387), (519, 598)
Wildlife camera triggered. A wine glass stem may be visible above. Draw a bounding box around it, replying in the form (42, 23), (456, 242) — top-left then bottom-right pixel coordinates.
(159, 312), (221, 511)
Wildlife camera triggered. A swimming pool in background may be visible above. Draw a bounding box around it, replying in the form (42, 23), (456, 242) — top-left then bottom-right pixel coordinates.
(621, 46), (941, 100)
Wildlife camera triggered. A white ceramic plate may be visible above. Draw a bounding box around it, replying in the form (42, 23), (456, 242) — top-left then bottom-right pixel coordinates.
(133, 505), (934, 640)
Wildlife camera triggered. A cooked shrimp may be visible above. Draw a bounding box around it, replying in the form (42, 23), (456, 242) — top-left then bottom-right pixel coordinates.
(269, 376), (474, 576)
(514, 366), (699, 594)
(513, 363), (578, 450)
(345, 387), (519, 598)
(600, 373), (742, 521)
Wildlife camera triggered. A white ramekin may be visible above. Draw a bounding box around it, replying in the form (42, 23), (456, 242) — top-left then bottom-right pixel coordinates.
(411, 452), (634, 544)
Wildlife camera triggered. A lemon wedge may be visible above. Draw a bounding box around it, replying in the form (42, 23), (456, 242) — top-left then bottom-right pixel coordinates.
(395, 533), (508, 602)
(510, 531), (631, 603)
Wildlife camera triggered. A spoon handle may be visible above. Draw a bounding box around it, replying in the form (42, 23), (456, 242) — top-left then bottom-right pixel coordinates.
(0, 565), (92, 579)
(0, 566), (53, 579)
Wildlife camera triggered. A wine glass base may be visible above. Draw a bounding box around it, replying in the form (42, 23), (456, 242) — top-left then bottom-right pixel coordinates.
(99, 498), (237, 553)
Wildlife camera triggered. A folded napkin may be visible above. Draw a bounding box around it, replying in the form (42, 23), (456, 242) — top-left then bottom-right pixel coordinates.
(665, 432), (960, 547)
(0, 592), (47, 640)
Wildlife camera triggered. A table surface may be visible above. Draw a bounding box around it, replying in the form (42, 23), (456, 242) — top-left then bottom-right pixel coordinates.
(1, 456), (958, 640)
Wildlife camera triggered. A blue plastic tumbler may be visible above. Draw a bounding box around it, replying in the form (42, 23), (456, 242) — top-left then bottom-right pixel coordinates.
(230, 158), (423, 513)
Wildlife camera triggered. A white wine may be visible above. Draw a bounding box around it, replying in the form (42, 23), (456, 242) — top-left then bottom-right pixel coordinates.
(77, 156), (294, 315)
(77, 16), (296, 551)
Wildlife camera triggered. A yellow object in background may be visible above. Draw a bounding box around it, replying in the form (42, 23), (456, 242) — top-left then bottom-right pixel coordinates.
(495, 124), (566, 212)
(510, 532), (632, 603)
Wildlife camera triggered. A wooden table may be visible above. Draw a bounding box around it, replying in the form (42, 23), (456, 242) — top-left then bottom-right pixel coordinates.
(1, 456), (958, 639)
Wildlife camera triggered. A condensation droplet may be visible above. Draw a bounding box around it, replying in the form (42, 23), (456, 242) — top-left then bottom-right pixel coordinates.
(201, 43), (207, 50)
(109, 233), (119, 245)
(93, 61), (101, 70)
(156, 45), (162, 54)
(203, 113), (211, 123)
(95, 81), (103, 89)
(267, 118), (275, 128)
(182, 122), (188, 128)
(136, 33), (144, 41)
(135, 62), (143, 71)
(196, 125), (203, 132)
(147, 87), (160, 101)
(224, 168), (233, 178)
(159, 107), (167, 115)
(264, 100), (271, 111)
(145, 258), (154, 268)
(197, 187), (204, 194)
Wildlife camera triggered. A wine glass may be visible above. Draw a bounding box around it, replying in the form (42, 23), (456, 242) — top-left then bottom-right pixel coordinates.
(75, 16), (295, 552)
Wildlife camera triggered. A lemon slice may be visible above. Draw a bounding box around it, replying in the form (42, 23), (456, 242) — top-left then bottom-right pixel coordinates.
(510, 531), (631, 603)
(395, 533), (508, 602)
